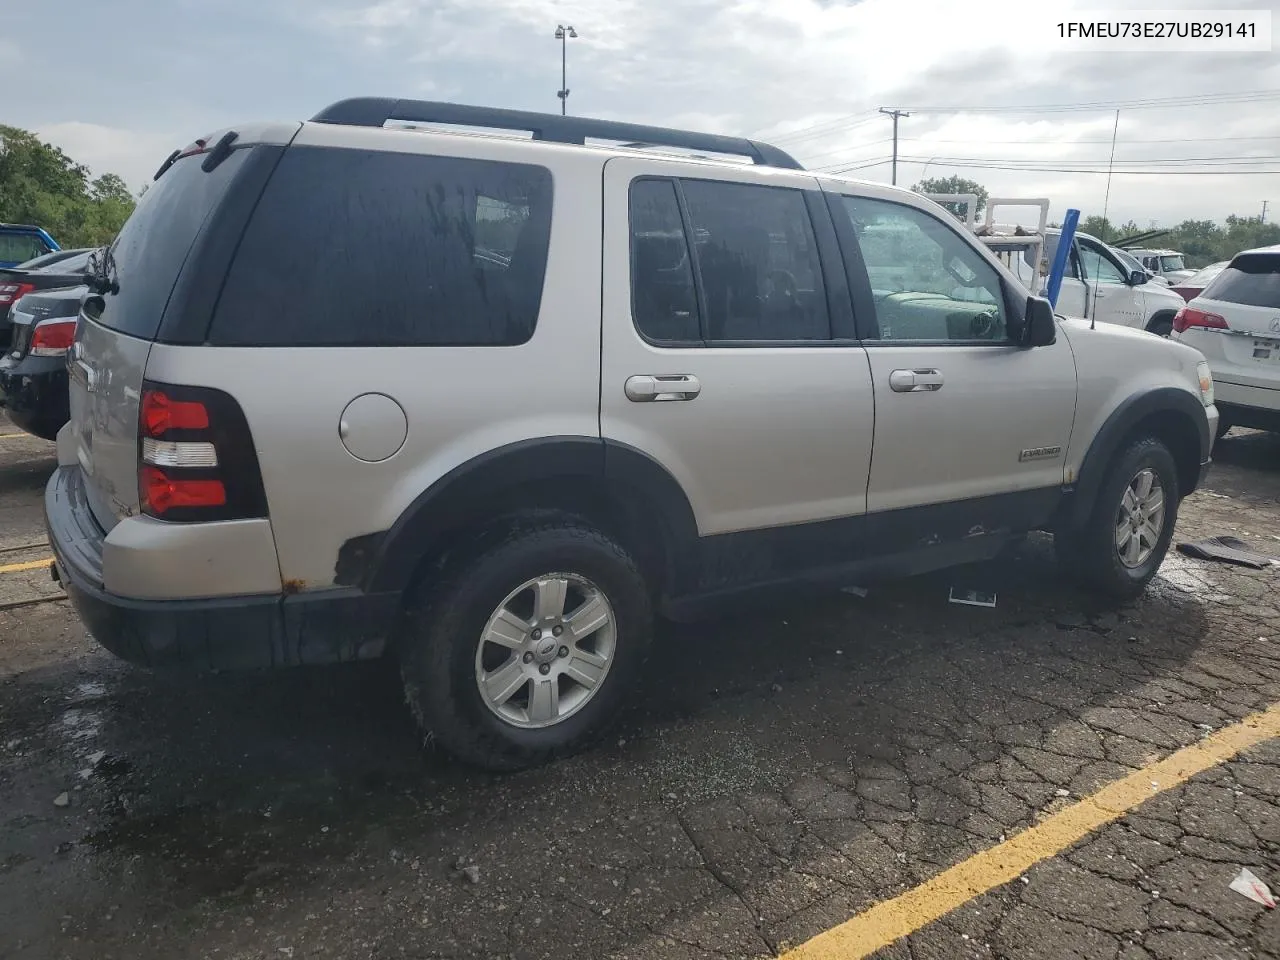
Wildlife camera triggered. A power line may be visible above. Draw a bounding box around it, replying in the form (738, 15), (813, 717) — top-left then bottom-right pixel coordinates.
(796, 138), (893, 164)
(899, 134), (1280, 146)
(761, 112), (880, 146)
(906, 89), (1280, 115)
(878, 159), (1280, 176)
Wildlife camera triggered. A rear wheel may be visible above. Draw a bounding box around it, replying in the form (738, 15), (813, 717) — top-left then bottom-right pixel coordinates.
(400, 520), (652, 771)
(1056, 436), (1179, 599)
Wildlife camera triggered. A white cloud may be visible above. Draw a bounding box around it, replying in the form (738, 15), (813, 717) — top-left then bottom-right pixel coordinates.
(8, 0), (1280, 225)
(33, 122), (182, 195)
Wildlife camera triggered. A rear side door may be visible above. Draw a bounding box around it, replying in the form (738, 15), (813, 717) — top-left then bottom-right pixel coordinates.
(1077, 235), (1145, 328)
(600, 157), (875, 543)
(825, 186), (1077, 526)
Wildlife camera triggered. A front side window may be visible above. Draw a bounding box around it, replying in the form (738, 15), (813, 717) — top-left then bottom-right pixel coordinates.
(1078, 240), (1127, 284)
(842, 196), (1008, 342)
(680, 180), (830, 342)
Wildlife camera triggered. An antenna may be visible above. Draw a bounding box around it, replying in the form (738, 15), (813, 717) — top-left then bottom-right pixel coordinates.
(1092, 109), (1121, 331)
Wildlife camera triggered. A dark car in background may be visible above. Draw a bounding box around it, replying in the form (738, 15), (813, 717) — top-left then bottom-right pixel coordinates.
(1, 249), (94, 346)
(0, 249), (94, 440)
(0, 284), (83, 440)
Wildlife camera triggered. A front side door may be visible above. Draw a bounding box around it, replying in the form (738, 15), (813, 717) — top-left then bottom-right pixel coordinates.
(600, 157), (875, 542)
(1077, 235), (1145, 328)
(827, 189), (1077, 520)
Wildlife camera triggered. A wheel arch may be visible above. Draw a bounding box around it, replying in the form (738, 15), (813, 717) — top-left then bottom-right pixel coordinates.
(1144, 309), (1178, 334)
(345, 438), (700, 600)
(1068, 387), (1209, 529)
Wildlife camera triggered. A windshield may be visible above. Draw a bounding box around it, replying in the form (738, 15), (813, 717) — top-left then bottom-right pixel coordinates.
(1159, 255), (1186, 271)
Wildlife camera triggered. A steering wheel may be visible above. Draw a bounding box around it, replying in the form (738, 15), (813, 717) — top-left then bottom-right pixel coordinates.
(763, 269), (798, 304)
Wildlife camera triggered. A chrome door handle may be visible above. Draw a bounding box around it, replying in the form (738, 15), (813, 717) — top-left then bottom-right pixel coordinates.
(624, 375), (701, 402)
(888, 368), (944, 393)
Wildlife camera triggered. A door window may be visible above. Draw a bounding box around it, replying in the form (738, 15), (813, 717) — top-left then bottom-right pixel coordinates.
(1078, 240), (1127, 284)
(680, 180), (831, 342)
(629, 179), (701, 342)
(841, 196), (1009, 342)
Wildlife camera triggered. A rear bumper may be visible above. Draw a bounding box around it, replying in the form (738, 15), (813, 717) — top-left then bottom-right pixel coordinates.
(45, 465), (400, 670)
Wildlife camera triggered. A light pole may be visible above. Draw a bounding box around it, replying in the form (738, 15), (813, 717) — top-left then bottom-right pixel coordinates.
(878, 107), (910, 185)
(555, 25), (578, 115)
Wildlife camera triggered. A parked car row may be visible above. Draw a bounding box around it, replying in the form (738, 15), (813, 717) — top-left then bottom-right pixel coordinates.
(0, 248), (93, 440)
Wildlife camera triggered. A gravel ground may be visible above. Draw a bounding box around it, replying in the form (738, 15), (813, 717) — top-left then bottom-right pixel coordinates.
(1, 419), (1278, 960)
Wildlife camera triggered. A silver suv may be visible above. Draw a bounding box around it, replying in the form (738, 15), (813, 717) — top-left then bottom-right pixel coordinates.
(46, 99), (1218, 770)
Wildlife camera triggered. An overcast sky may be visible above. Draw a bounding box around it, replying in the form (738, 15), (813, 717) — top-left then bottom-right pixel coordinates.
(4, 0), (1278, 227)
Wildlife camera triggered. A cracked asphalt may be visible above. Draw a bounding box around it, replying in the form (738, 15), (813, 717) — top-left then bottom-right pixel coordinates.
(2, 417), (1279, 960)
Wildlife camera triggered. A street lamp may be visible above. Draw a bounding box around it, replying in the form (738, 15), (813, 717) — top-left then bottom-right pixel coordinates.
(555, 24), (578, 115)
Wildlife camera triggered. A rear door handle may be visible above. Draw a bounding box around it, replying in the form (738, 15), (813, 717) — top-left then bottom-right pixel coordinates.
(888, 368), (944, 393)
(624, 375), (701, 402)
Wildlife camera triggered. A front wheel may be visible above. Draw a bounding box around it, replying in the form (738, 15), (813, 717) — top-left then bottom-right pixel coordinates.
(400, 520), (653, 771)
(1056, 437), (1179, 599)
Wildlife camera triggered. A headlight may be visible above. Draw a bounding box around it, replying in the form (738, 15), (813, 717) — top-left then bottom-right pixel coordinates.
(1196, 360), (1215, 407)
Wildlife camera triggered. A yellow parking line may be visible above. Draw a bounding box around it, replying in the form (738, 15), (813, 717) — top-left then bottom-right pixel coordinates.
(781, 701), (1280, 960)
(0, 558), (53, 575)
(0, 433), (26, 440)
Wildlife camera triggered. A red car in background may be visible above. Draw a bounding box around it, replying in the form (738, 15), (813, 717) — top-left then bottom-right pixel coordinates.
(1171, 261), (1229, 301)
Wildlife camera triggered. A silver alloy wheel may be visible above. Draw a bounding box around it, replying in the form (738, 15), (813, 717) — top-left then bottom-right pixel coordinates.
(1115, 467), (1166, 569)
(474, 573), (617, 729)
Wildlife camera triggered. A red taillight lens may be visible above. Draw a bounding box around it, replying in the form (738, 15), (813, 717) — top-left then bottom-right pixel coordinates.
(140, 466), (227, 514)
(29, 318), (77, 356)
(0, 282), (35, 305)
(1172, 307), (1229, 333)
(141, 389), (210, 437)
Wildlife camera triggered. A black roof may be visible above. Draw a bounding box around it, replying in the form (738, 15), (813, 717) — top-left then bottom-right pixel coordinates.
(310, 98), (804, 171)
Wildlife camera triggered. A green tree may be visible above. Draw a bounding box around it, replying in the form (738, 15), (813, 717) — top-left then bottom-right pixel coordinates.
(1080, 215), (1114, 240)
(0, 125), (135, 248)
(912, 176), (988, 221)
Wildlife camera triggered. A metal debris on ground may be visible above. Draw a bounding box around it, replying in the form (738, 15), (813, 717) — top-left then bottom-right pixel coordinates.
(1229, 867), (1276, 908)
(948, 587), (997, 608)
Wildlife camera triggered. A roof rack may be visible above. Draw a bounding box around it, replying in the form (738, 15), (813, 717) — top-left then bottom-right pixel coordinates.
(309, 98), (804, 171)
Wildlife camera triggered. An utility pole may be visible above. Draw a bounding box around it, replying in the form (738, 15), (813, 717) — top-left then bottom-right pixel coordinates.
(555, 25), (578, 115)
(1262, 200), (1269, 224)
(879, 107), (909, 185)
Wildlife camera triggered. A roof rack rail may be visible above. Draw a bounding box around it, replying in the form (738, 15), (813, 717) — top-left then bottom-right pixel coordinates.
(309, 98), (804, 171)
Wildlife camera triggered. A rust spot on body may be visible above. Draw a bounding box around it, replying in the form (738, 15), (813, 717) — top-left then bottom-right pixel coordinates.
(282, 578), (305, 595)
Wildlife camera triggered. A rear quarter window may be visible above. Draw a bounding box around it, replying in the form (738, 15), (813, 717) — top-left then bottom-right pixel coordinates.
(1202, 254), (1280, 308)
(208, 147), (554, 347)
(95, 149), (250, 340)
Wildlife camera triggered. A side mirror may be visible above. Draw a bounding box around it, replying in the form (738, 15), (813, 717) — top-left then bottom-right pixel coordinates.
(1129, 269), (1148, 286)
(1022, 295), (1057, 347)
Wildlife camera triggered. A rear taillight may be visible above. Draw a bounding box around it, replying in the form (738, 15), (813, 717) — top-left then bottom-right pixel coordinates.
(29, 318), (77, 356)
(0, 282), (35, 306)
(138, 382), (268, 522)
(1172, 307), (1229, 333)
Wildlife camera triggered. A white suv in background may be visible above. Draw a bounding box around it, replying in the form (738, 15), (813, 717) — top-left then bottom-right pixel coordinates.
(1174, 244), (1280, 437)
(1018, 230), (1190, 337)
(46, 99), (1217, 770)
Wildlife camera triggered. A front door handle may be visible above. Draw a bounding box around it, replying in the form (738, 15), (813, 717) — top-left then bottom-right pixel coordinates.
(888, 368), (944, 393)
(624, 374), (702, 402)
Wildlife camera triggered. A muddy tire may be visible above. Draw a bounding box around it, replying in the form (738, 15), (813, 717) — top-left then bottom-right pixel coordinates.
(1056, 436), (1179, 600)
(400, 520), (652, 772)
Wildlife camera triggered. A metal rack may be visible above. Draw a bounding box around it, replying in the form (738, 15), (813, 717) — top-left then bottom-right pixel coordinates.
(310, 98), (804, 170)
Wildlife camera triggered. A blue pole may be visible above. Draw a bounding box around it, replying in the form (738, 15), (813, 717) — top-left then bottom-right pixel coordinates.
(1045, 208), (1080, 309)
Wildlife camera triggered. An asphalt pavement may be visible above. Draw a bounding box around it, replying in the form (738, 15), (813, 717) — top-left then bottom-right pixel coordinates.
(2, 416), (1278, 960)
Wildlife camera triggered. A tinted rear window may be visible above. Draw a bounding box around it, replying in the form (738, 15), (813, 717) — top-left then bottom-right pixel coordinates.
(1202, 253), (1280, 308)
(0, 233), (48, 264)
(96, 150), (249, 339)
(209, 147), (554, 347)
